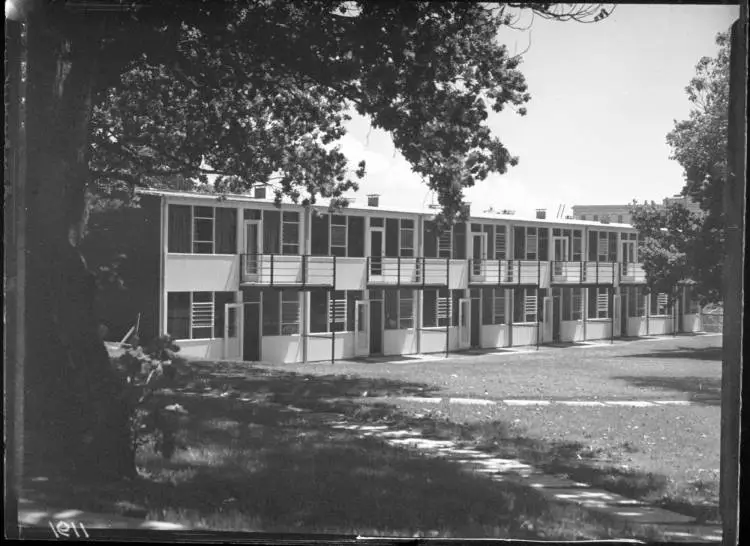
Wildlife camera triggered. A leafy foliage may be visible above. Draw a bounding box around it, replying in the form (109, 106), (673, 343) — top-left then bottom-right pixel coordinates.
(114, 335), (187, 460)
(633, 31), (730, 304)
(87, 1), (611, 220)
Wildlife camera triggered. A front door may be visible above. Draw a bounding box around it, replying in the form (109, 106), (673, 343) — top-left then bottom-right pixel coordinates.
(370, 229), (384, 278)
(244, 220), (262, 281)
(470, 290), (481, 348)
(354, 300), (370, 356)
(369, 294), (383, 355)
(471, 233), (487, 278)
(242, 302), (261, 361)
(458, 298), (471, 349)
(552, 291), (561, 342)
(553, 236), (569, 276)
(224, 303), (243, 360)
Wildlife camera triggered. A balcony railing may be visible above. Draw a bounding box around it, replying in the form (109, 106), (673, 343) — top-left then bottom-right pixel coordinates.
(619, 262), (646, 283)
(366, 257), (458, 286)
(550, 261), (617, 284)
(241, 254), (335, 286)
(468, 259), (546, 285)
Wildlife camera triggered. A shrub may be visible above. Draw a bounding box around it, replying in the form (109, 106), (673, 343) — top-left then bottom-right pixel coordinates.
(114, 334), (188, 460)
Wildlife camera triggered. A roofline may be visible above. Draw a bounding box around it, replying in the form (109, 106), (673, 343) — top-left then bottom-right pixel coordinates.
(137, 188), (637, 230)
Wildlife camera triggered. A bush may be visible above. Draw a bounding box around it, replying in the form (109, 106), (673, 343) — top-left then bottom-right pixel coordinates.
(114, 334), (188, 460)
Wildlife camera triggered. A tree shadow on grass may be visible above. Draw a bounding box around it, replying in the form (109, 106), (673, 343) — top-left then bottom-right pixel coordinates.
(21, 360), (711, 538)
(623, 346), (722, 362)
(611, 375), (720, 406)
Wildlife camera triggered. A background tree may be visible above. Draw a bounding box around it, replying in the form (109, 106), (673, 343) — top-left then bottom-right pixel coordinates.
(11, 0), (613, 481)
(631, 31), (729, 305)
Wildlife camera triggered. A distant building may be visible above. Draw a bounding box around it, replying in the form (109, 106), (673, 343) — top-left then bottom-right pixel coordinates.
(572, 195), (703, 226)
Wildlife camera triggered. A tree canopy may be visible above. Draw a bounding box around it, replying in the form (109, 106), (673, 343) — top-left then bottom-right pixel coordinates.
(86, 1), (612, 219)
(631, 31), (729, 304)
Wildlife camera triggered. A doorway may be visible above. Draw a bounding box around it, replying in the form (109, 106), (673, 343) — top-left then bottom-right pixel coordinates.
(471, 232), (487, 278)
(553, 236), (569, 277)
(224, 303), (243, 360)
(242, 302), (261, 361)
(369, 290), (384, 355)
(458, 298), (471, 349)
(470, 289), (481, 348)
(552, 290), (562, 342)
(354, 300), (370, 356)
(244, 219), (262, 281)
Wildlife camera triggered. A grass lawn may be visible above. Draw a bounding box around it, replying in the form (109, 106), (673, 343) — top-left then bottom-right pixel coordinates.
(275, 334), (722, 403)
(22, 334), (721, 538)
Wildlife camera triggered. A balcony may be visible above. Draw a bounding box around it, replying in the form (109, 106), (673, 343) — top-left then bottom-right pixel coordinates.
(469, 260), (549, 287)
(366, 257), (465, 288)
(240, 254), (335, 286)
(550, 261), (617, 285)
(619, 262), (646, 283)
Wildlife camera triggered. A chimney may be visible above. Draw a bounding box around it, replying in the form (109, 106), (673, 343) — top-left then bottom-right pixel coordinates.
(253, 185), (267, 199)
(367, 194), (380, 207)
(536, 209), (546, 219)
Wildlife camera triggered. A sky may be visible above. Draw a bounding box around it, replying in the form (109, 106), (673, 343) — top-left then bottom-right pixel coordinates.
(337, 4), (739, 218)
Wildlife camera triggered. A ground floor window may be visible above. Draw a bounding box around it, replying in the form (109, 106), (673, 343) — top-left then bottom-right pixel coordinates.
(587, 287), (611, 319)
(512, 287), (538, 323)
(423, 288), (462, 327)
(262, 289), (300, 336)
(481, 287), (506, 325)
(625, 286), (646, 317)
(310, 289), (363, 333)
(384, 289), (414, 330)
(560, 287), (583, 321)
(650, 292), (670, 316)
(167, 291), (236, 340)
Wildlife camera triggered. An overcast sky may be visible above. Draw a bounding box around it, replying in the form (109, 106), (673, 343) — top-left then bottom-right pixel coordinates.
(338, 4), (739, 218)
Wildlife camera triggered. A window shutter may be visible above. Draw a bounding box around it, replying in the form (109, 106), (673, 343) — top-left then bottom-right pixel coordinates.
(192, 301), (214, 329)
(597, 292), (609, 313)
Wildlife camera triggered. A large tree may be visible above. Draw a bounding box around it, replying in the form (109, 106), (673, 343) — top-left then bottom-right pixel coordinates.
(11, 0), (612, 481)
(631, 31), (729, 304)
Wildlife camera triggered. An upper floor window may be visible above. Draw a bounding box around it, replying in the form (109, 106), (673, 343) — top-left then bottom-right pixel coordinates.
(513, 226), (548, 261)
(311, 214), (365, 257)
(588, 230), (618, 262)
(168, 204), (237, 254)
(617, 215), (624, 224)
(580, 214), (586, 221)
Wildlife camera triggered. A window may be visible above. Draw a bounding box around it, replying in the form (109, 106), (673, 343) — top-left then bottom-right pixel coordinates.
(513, 227), (540, 260)
(330, 215), (347, 257)
(191, 291), (214, 338)
(384, 289), (414, 330)
(482, 287), (506, 325)
(348, 216), (365, 257)
(593, 215), (599, 221)
(561, 287), (583, 321)
(650, 292), (670, 316)
(513, 288), (537, 323)
(572, 230), (583, 261)
(400, 220), (415, 257)
(617, 215), (624, 224)
(588, 287), (610, 319)
(329, 290), (347, 331)
(423, 288), (451, 327)
(580, 214), (586, 221)
(438, 229), (452, 258)
(263, 209), (281, 254)
(627, 286), (646, 317)
(281, 290), (300, 334)
(452, 223), (466, 259)
(168, 205), (191, 253)
(282, 212), (299, 255)
(310, 290), (328, 333)
(215, 208), (237, 254)
(495, 226), (507, 260)
(167, 292), (190, 339)
(526, 227), (538, 260)
(311, 214), (329, 256)
(193, 207), (214, 254)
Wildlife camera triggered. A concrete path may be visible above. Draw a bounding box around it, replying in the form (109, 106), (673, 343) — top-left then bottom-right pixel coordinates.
(328, 418), (723, 543)
(367, 395), (711, 407)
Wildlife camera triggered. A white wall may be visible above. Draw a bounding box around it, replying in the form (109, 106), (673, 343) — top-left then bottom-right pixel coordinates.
(511, 324), (538, 347)
(560, 320), (585, 342)
(306, 332), (355, 362)
(448, 260), (468, 289)
(480, 324), (508, 348)
(166, 254), (239, 292)
(585, 319), (612, 341)
(334, 258), (367, 290)
(648, 316), (674, 335)
(384, 329), (418, 356)
(420, 328), (453, 354)
(175, 339), (225, 360)
(262, 336), (304, 364)
(625, 317), (648, 337)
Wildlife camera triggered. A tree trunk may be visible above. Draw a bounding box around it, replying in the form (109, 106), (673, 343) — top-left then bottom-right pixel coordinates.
(23, 12), (135, 482)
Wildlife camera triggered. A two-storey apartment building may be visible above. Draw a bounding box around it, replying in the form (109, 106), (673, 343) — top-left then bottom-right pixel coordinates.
(115, 188), (703, 363)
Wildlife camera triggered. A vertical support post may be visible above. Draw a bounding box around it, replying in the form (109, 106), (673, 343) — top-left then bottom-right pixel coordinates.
(536, 260), (541, 350)
(330, 255), (337, 364)
(301, 254), (307, 288)
(445, 258), (450, 357)
(610, 287), (614, 345)
(582, 286), (587, 341)
(646, 293), (650, 336)
(270, 254), (274, 287)
(397, 256), (401, 287)
(721, 17), (746, 545)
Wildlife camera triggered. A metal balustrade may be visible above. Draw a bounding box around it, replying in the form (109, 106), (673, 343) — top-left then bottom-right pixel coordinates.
(549, 261), (618, 284)
(239, 254), (644, 288)
(240, 254), (335, 286)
